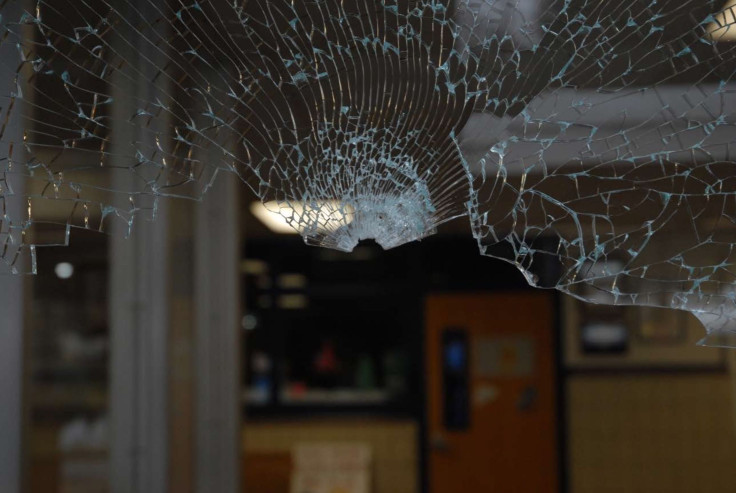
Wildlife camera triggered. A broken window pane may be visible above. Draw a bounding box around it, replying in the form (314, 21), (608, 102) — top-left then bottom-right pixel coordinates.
(1, 0), (736, 345)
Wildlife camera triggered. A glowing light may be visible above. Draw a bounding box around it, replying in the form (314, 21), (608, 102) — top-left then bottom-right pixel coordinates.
(707, 1), (736, 41)
(250, 201), (354, 235)
(54, 262), (74, 279)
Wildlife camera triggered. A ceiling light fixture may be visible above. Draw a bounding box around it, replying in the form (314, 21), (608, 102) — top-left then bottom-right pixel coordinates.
(249, 201), (354, 235)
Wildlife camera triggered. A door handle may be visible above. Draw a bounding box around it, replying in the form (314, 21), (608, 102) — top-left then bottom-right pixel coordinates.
(517, 385), (538, 411)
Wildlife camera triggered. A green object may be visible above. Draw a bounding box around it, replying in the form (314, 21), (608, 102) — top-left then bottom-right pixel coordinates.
(355, 354), (376, 390)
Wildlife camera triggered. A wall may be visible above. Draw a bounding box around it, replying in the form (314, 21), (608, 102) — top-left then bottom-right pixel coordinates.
(568, 374), (736, 493)
(242, 419), (418, 493)
(564, 294), (736, 493)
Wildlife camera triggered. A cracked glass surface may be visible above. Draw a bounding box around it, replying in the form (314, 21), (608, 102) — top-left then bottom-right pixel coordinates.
(1, 0), (736, 345)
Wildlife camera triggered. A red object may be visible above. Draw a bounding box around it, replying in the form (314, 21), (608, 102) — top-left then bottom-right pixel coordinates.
(290, 381), (307, 396)
(315, 341), (338, 374)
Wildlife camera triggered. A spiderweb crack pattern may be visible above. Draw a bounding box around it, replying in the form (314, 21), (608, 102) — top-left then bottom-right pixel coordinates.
(1, 0), (736, 345)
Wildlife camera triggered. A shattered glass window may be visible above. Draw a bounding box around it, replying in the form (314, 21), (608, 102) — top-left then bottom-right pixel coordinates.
(1, 0), (736, 345)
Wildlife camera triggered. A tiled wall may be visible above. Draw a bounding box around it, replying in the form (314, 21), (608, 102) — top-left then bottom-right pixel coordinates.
(243, 419), (418, 493)
(569, 374), (736, 493)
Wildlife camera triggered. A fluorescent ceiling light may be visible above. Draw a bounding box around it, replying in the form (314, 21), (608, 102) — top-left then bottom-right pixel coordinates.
(707, 0), (736, 41)
(249, 200), (353, 234)
(250, 201), (299, 234)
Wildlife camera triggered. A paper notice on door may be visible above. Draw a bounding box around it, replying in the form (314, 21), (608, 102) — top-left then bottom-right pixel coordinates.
(474, 337), (535, 377)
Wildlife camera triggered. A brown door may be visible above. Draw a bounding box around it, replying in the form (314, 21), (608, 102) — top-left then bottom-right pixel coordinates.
(426, 292), (558, 493)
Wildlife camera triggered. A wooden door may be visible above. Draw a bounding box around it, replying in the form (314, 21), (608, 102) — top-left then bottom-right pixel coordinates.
(426, 292), (558, 493)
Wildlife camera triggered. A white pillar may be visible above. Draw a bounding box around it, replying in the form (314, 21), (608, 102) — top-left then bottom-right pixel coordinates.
(108, 1), (170, 492)
(0, 1), (28, 490)
(109, 201), (170, 493)
(195, 171), (242, 493)
(0, 268), (24, 493)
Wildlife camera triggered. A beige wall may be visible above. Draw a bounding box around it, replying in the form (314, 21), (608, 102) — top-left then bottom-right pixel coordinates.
(568, 374), (736, 493)
(243, 419), (418, 493)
